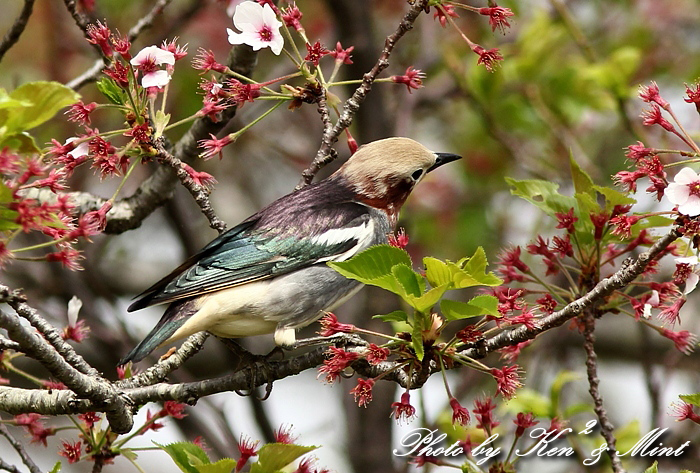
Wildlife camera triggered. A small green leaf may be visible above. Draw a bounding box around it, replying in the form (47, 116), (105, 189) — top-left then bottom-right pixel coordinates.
(570, 155), (595, 197)
(506, 177), (578, 217)
(154, 110), (171, 138)
(643, 461), (658, 473)
(49, 462), (61, 473)
(407, 284), (449, 313)
(373, 310), (409, 323)
(155, 442), (211, 473)
(392, 264), (423, 297)
(411, 312), (426, 361)
(593, 185), (636, 209)
(563, 402), (592, 418)
(501, 389), (551, 417)
(550, 371), (581, 414)
(424, 257), (452, 288)
(441, 295), (499, 321)
(249, 444), (317, 473)
(195, 459), (237, 473)
(4, 81), (81, 133)
(121, 448), (138, 461)
(680, 393), (700, 407)
(96, 78), (125, 105)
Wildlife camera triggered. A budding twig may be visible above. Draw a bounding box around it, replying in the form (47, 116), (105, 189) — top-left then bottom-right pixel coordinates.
(0, 0), (35, 64)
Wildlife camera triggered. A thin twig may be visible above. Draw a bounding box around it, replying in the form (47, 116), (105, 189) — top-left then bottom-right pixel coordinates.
(298, 0), (430, 187)
(0, 285), (98, 377)
(0, 0), (36, 64)
(0, 424), (42, 473)
(154, 143), (227, 233)
(582, 312), (626, 473)
(62, 0), (109, 62)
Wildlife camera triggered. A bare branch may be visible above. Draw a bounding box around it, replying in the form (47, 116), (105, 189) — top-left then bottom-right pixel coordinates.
(116, 332), (209, 390)
(583, 313), (626, 473)
(0, 424), (41, 473)
(298, 0), (430, 187)
(0, 0), (36, 64)
(61, 0), (109, 62)
(154, 143), (227, 233)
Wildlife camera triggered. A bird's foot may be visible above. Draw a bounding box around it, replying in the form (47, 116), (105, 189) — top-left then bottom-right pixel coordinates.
(290, 333), (367, 350)
(217, 337), (276, 399)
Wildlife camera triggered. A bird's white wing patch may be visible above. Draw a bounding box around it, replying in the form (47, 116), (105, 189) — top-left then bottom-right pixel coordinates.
(314, 219), (375, 263)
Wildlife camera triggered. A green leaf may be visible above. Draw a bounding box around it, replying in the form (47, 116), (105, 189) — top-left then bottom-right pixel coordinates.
(373, 310), (409, 323)
(154, 110), (171, 138)
(392, 264), (423, 297)
(406, 284), (449, 313)
(440, 295), (499, 321)
(506, 177), (578, 217)
(195, 459), (237, 473)
(501, 389), (551, 417)
(155, 442), (211, 473)
(411, 311), (426, 361)
(593, 185), (636, 209)
(328, 245), (412, 296)
(614, 420), (641, 455)
(0, 132), (39, 153)
(680, 393), (700, 407)
(3, 81), (80, 133)
(643, 461), (658, 473)
(96, 78), (125, 105)
(454, 247), (502, 288)
(424, 257), (452, 288)
(121, 448), (138, 461)
(550, 371), (581, 415)
(569, 154), (595, 197)
(49, 462), (61, 473)
(249, 444), (317, 473)
(563, 402), (592, 418)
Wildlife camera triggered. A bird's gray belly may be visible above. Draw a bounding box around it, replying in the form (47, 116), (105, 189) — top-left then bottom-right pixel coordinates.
(239, 264), (363, 329)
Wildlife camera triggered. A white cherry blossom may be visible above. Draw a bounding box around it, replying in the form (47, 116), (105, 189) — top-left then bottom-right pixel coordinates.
(227, 1), (284, 55)
(130, 46), (176, 88)
(665, 167), (700, 216)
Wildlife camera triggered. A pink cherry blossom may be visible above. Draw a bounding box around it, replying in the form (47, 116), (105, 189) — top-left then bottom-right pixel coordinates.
(227, 1), (284, 55)
(130, 46), (176, 88)
(665, 167), (700, 216)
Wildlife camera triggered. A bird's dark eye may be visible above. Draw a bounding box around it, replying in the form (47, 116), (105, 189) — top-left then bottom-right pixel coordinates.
(411, 169), (424, 181)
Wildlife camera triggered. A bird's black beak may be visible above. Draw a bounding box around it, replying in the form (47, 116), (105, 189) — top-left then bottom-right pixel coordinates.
(428, 152), (462, 173)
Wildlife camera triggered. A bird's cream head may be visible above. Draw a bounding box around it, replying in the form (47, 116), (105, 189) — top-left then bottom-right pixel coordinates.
(334, 137), (461, 221)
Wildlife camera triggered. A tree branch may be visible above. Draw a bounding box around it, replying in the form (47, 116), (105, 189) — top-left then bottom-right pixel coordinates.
(460, 227), (682, 359)
(0, 424), (41, 473)
(0, 0), (35, 64)
(298, 0), (430, 187)
(583, 312), (626, 473)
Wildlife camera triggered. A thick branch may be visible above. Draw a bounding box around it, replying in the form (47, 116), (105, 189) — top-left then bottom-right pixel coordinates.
(0, 0), (35, 64)
(298, 0), (430, 187)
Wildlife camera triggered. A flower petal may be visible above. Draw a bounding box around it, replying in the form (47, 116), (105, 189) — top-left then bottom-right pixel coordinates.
(685, 273), (699, 294)
(142, 70), (172, 88)
(673, 166), (700, 185)
(665, 182), (690, 206)
(131, 45), (175, 66)
(233, 1), (264, 31)
(678, 195), (700, 217)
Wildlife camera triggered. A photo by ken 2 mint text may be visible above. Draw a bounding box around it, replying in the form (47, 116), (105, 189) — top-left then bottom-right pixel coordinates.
(394, 422), (691, 466)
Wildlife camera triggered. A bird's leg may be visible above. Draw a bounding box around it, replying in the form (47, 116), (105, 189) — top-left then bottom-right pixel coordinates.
(216, 337), (275, 399)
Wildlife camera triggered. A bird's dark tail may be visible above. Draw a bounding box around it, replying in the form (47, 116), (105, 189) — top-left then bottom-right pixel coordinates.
(119, 299), (198, 365)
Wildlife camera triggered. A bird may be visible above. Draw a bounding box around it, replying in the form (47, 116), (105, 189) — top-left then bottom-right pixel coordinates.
(119, 137), (461, 364)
